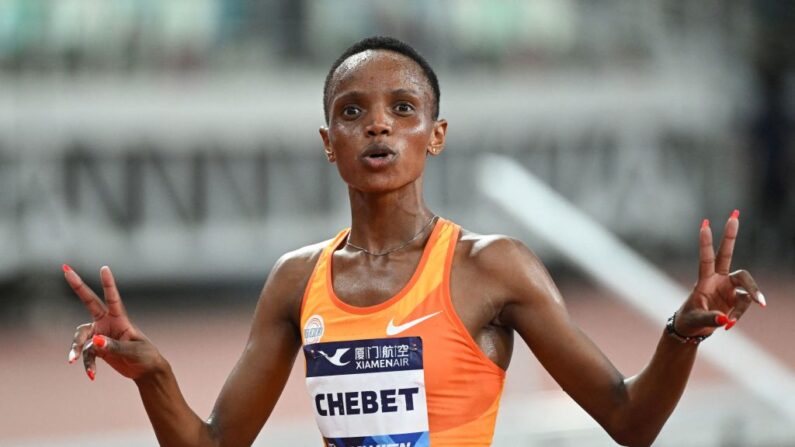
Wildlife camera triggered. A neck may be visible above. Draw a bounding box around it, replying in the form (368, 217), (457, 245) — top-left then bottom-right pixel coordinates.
(347, 178), (435, 253)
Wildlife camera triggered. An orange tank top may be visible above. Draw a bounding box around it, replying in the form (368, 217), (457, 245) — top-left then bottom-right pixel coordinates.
(300, 218), (506, 446)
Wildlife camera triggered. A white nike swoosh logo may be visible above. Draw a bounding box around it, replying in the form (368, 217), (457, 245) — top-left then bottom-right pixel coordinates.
(386, 311), (442, 336)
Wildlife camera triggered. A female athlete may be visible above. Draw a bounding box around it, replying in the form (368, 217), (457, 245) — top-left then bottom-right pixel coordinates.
(65, 36), (765, 447)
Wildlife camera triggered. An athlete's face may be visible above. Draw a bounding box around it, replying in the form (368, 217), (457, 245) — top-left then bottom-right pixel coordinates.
(320, 50), (447, 193)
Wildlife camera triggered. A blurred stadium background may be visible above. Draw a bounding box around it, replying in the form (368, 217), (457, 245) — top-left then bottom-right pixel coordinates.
(1, 1), (794, 445)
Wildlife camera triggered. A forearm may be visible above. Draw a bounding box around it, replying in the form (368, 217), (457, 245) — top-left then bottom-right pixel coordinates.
(616, 331), (698, 445)
(135, 359), (218, 447)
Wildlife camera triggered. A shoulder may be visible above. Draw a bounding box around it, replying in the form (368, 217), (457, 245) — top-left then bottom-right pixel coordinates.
(269, 239), (330, 284)
(255, 238), (332, 323)
(455, 228), (546, 278)
(453, 228), (561, 309)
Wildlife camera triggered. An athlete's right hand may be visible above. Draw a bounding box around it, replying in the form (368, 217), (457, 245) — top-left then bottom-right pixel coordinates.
(65, 265), (164, 382)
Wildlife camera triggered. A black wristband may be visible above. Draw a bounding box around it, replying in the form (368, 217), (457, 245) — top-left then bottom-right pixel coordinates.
(666, 312), (710, 345)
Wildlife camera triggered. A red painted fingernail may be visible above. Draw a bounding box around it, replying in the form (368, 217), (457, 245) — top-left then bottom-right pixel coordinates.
(725, 319), (737, 330)
(730, 209), (740, 219)
(62, 264), (72, 273)
(92, 335), (106, 348)
(715, 315), (729, 326)
(701, 219), (709, 229)
(87, 369), (95, 381)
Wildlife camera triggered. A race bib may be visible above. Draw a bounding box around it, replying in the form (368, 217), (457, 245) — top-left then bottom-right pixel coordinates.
(304, 337), (430, 447)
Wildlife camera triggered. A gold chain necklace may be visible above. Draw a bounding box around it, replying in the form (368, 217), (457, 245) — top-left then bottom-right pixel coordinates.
(345, 215), (438, 256)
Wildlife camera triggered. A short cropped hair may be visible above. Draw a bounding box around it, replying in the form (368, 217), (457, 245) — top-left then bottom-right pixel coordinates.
(323, 36), (440, 123)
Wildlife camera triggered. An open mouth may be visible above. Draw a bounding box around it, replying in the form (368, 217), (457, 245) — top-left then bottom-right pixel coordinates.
(360, 143), (397, 169)
(361, 143), (396, 159)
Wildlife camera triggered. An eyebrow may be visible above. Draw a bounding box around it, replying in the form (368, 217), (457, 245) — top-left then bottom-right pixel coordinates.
(333, 90), (364, 102)
(390, 88), (422, 98)
(333, 88), (423, 103)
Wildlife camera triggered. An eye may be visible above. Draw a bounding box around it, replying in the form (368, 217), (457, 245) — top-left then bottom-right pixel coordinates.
(341, 105), (361, 118)
(394, 102), (415, 115)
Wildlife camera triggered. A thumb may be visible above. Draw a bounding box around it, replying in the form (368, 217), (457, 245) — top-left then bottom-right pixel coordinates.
(678, 309), (731, 334)
(91, 334), (136, 359)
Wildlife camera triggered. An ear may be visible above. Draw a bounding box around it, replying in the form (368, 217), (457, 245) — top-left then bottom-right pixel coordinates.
(427, 119), (448, 156)
(319, 126), (335, 162)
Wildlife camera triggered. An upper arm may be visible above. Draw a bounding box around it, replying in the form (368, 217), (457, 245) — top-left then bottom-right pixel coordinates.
(478, 237), (628, 428)
(206, 246), (320, 446)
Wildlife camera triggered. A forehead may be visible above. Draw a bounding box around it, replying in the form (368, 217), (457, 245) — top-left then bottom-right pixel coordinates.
(329, 49), (431, 100)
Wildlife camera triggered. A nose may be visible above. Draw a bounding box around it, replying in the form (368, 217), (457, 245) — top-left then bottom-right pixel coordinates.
(365, 109), (392, 137)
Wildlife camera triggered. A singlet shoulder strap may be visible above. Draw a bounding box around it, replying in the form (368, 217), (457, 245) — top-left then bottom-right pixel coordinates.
(408, 217), (459, 299)
(299, 229), (349, 321)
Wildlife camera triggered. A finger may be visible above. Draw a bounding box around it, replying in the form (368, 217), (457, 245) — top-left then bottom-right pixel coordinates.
(82, 339), (97, 381)
(730, 269), (766, 307)
(698, 219), (715, 279)
(715, 210), (740, 275)
(68, 323), (95, 364)
(63, 264), (107, 320)
(726, 289), (753, 329)
(100, 266), (127, 318)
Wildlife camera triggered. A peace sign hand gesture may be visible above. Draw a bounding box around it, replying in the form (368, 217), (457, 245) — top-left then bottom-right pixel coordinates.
(65, 265), (164, 381)
(674, 210), (766, 338)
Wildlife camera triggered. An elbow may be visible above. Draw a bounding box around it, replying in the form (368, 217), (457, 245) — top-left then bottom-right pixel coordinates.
(607, 423), (660, 447)
(601, 383), (661, 446)
(203, 419), (223, 447)
(611, 434), (655, 447)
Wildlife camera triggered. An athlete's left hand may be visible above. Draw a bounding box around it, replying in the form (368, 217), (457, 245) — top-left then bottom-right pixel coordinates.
(674, 210), (765, 337)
